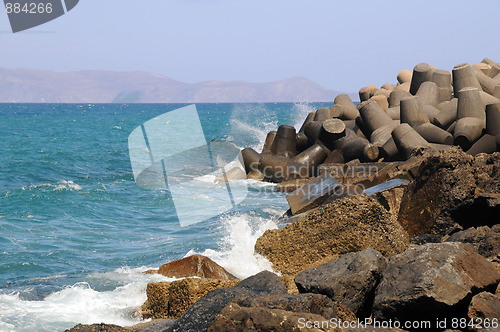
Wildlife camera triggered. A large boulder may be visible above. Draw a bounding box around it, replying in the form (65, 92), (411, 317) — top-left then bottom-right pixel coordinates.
(446, 225), (500, 264)
(294, 248), (387, 317)
(255, 195), (409, 275)
(397, 148), (477, 236)
(373, 242), (500, 322)
(468, 292), (500, 323)
(168, 271), (287, 332)
(141, 278), (239, 319)
(398, 149), (500, 236)
(207, 294), (356, 332)
(157, 254), (237, 280)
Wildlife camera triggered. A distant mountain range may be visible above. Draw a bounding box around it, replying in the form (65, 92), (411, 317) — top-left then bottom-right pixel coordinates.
(0, 68), (356, 103)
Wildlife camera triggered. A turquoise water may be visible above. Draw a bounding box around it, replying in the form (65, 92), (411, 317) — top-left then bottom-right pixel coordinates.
(0, 102), (329, 331)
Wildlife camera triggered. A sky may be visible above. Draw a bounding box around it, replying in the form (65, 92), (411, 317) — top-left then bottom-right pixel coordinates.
(1, 0), (500, 92)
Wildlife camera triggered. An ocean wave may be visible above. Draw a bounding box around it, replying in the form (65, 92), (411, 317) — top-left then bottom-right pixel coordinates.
(0, 268), (173, 332)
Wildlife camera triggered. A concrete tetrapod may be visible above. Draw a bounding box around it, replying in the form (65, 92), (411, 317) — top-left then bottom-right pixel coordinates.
(289, 144), (328, 178)
(358, 99), (395, 136)
(332, 128), (379, 162)
(415, 81), (439, 107)
(271, 125), (297, 158)
(433, 98), (458, 130)
(430, 69), (453, 103)
(334, 94), (359, 120)
(410, 63), (434, 95)
(454, 87), (486, 149)
(392, 123), (430, 159)
(261, 131), (276, 155)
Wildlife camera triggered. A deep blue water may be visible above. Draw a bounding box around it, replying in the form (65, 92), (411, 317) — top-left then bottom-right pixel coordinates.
(0, 102), (329, 331)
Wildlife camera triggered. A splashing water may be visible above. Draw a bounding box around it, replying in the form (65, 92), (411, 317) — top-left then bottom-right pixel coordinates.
(186, 212), (279, 279)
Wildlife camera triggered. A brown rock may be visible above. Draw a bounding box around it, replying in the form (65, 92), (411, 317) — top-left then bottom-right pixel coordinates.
(208, 294), (356, 332)
(372, 184), (407, 218)
(255, 195), (409, 275)
(280, 274), (299, 294)
(373, 242), (500, 322)
(168, 271), (287, 332)
(397, 147), (478, 236)
(468, 292), (500, 322)
(64, 323), (127, 332)
(141, 278), (240, 319)
(158, 254), (237, 280)
(446, 225), (500, 262)
(295, 248), (387, 317)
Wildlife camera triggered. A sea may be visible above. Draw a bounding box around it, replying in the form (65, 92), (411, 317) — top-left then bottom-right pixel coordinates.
(0, 102), (330, 332)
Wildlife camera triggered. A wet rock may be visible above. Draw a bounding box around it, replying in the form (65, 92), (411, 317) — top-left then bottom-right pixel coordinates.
(397, 147), (478, 236)
(168, 271), (287, 332)
(141, 278), (239, 319)
(373, 242), (500, 322)
(64, 324), (127, 332)
(255, 195), (409, 275)
(208, 294), (356, 332)
(158, 254), (237, 280)
(446, 225), (500, 264)
(295, 248), (387, 317)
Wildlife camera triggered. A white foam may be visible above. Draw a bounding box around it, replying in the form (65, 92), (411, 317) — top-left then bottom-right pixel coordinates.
(186, 212), (279, 279)
(54, 180), (82, 191)
(0, 268), (173, 332)
(22, 180), (82, 192)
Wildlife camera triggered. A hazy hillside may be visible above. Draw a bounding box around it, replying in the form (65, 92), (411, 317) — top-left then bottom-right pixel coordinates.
(0, 68), (356, 103)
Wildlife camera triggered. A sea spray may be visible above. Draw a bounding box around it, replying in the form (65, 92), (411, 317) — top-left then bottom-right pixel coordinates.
(186, 212), (279, 279)
(0, 268), (174, 332)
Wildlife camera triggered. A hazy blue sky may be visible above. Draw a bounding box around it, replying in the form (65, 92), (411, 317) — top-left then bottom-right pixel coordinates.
(1, 0), (499, 92)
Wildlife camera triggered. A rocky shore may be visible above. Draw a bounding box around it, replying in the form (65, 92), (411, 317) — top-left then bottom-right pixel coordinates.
(67, 59), (500, 331)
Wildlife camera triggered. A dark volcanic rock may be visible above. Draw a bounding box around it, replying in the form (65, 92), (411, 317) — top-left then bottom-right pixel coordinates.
(168, 271), (287, 332)
(446, 225), (500, 262)
(294, 248), (387, 317)
(398, 149), (500, 236)
(468, 292), (500, 323)
(373, 242), (500, 322)
(208, 294), (355, 332)
(255, 195), (409, 275)
(397, 148), (477, 236)
(157, 254), (237, 280)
